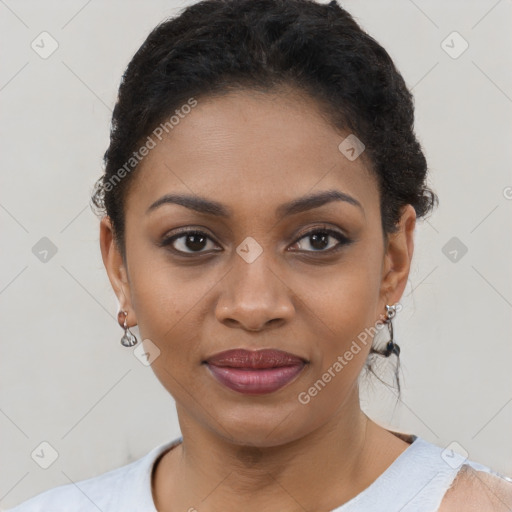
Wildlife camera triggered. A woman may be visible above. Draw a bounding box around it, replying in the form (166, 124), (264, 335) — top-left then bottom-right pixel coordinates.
(8, 0), (512, 510)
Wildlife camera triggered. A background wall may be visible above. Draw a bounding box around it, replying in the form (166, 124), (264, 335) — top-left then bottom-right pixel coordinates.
(1, 0), (511, 508)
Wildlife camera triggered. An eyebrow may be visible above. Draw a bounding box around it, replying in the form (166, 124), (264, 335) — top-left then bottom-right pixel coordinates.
(146, 189), (364, 218)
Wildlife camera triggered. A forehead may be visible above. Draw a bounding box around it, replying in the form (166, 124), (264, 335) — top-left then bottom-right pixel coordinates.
(126, 88), (380, 221)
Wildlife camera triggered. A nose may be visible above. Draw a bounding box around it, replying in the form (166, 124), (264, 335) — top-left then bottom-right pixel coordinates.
(215, 253), (295, 332)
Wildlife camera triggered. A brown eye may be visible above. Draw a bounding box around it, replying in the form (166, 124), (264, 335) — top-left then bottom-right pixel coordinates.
(161, 230), (219, 254)
(291, 228), (351, 253)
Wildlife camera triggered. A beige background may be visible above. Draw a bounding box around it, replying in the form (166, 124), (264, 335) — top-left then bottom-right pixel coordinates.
(1, 0), (511, 508)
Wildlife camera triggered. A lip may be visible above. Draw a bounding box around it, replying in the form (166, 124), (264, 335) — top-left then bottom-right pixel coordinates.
(204, 349), (308, 395)
(205, 348), (307, 368)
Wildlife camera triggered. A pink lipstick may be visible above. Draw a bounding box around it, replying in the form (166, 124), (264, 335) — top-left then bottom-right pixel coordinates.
(204, 348), (307, 395)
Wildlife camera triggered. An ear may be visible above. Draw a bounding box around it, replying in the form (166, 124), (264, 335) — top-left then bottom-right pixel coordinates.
(99, 216), (135, 325)
(379, 204), (416, 309)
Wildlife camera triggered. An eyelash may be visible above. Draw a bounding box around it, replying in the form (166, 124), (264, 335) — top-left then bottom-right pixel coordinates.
(159, 226), (352, 256)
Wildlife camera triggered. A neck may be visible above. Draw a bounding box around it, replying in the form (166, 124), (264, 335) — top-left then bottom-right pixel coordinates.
(152, 388), (395, 512)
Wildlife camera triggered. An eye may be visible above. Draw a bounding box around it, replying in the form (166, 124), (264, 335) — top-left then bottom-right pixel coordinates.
(160, 229), (219, 255)
(290, 227), (351, 253)
(160, 226), (352, 256)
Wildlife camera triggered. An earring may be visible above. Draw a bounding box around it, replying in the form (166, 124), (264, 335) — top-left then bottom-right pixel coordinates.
(119, 310), (138, 347)
(383, 303), (400, 357)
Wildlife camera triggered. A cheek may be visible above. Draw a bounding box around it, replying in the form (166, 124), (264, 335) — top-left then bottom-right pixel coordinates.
(124, 243), (200, 350)
(300, 249), (382, 328)
(295, 288), (378, 417)
(294, 246), (383, 376)
(131, 271), (207, 354)
(129, 264), (208, 398)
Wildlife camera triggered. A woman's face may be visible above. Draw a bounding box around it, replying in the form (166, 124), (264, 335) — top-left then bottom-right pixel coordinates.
(101, 88), (415, 447)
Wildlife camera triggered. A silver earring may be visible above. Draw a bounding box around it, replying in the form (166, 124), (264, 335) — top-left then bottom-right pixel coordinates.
(119, 310), (138, 347)
(383, 303), (400, 357)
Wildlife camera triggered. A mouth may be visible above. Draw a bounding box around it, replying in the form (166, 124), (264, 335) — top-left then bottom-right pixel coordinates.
(203, 348), (308, 395)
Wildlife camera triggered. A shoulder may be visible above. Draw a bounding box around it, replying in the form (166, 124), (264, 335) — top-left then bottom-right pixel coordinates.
(438, 464), (512, 512)
(6, 480), (97, 512)
(5, 454), (146, 512)
(6, 438), (181, 512)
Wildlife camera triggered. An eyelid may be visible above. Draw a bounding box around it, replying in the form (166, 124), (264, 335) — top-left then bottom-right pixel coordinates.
(294, 223), (349, 241)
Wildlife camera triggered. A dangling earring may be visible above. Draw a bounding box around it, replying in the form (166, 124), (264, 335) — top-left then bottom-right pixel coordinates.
(119, 310), (138, 347)
(383, 303), (400, 357)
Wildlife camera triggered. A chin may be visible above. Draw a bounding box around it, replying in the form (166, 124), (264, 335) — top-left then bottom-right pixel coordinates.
(209, 400), (314, 448)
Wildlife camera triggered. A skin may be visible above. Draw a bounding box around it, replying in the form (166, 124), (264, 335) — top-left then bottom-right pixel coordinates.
(100, 86), (417, 511)
(438, 465), (512, 511)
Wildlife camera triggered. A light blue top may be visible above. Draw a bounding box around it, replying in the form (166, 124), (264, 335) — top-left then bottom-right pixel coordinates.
(6, 434), (512, 512)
